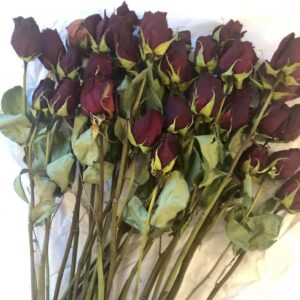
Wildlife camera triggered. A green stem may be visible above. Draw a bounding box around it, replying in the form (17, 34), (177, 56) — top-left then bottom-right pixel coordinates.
(105, 132), (129, 298)
(23, 61), (28, 115)
(185, 242), (231, 300)
(160, 80), (280, 298)
(132, 183), (160, 300)
(97, 240), (105, 300)
(118, 238), (154, 300)
(86, 266), (97, 300)
(206, 252), (246, 300)
(132, 76), (147, 117)
(53, 173), (83, 300)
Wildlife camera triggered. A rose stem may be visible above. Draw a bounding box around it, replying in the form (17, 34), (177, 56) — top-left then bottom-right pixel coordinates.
(160, 76), (282, 299)
(52, 172), (83, 300)
(185, 242), (231, 300)
(105, 126), (129, 299)
(167, 165), (267, 299)
(132, 182), (161, 300)
(23, 61), (28, 115)
(118, 238), (154, 300)
(206, 252), (246, 300)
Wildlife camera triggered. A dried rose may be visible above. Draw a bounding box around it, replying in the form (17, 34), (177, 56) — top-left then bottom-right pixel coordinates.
(140, 11), (173, 56)
(213, 20), (245, 43)
(163, 95), (192, 134)
(80, 77), (115, 117)
(129, 109), (163, 152)
(57, 48), (82, 79)
(11, 17), (42, 61)
(151, 133), (181, 175)
(39, 28), (66, 70)
(276, 171), (300, 212)
(50, 78), (80, 117)
(194, 35), (218, 73)
(189, 74), (223, 118)
(83, 53), (113, 80)
(268, 149), (300, 179)
(219, 84), (253, 131)
(32, 78), (55, 111)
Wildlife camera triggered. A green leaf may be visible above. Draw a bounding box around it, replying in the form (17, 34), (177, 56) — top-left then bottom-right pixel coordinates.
(195, 135), (223, 170)
(114, 116), (127, 143)
(229, 126), (246, 159)
(1, 86), (25, 115)
(0, 114), (31, 145)
(71, 114), (88, 144)
(186, 147), (202, 190)
(246, 214), (282, 251)
(150, 171), (190, 228)
(255, 198), (279, 215)
(226, 219), (250, 251)
(46, 153), (75, 191)
(125, 153), (150, 186)
(14, 169), (29, 203)
(32, 201), (57, 225)
(200, 168), (227, 188)
(83, 161), (114, 184)
(123, 196), (147, 233)
(243, 174), (253, 209)
(72, 128), (109, 165)
(51, 129), (71, 163)
(34, 175), (57, 202)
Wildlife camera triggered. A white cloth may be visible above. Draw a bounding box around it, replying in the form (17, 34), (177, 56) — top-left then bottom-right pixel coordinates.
(1, 1), (300, 299)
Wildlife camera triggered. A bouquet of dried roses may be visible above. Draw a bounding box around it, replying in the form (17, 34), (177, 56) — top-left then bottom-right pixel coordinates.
(1, 2), (300, 299)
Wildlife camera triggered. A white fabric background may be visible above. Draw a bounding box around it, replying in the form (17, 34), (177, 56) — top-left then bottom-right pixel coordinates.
(1, 1), (300, 299)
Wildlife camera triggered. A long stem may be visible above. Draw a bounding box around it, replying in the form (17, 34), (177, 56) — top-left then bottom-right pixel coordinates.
(105, 132), (129, 298)
(37, 218), (51, 300)
(133, 183), (160, 300)
(160, 81), (280, 299)
(185, 242), (231, 300)
(97, 240), (105, 300)
(53, 173), (83, 300)
(206, 252), (246, 300)
(23, 61), (28, 115)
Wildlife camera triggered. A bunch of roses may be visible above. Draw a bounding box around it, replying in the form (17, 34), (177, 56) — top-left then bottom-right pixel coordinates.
(2, 2), (300, 299)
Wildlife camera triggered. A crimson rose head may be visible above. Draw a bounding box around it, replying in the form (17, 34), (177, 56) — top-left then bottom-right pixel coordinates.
(140, 11), (173, 56)
(163, 95), (192, 134)
(276, 171), (300, 212)
(213, 20), (245, 43)
(50, 78), (80, 117)
(57, 48), (82, 79)
(194, 36), (218, 73)
(268, 149), (300, 180)
(11, 17), (42, 61)
(39, 28), (66, 70)
(80, 77), (115, 117)
(151, 133), (181, 175)
(190, 74), (223, 118)
(219, 84), (253, 131)
(130, 109), (163, 152)
(83, 53), (113, 80)
(32, 78), (55, 111)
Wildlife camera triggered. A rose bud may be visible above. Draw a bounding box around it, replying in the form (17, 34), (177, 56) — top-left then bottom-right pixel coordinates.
(194, 35), (218, 73)
(115, 26), (140, 70)
(159, 40), (194, 91)
(240, 144), (269, 176)
(257, 102), (290, 136)
(11, 17), (42, 61)
(213, 20), (245, 44)
(276, 171), (300, 212)
(67, 19), (90, 49)
(84, 14), (102, 42)
(140, 11), (173, 56)
(116, 1), (138, 27)
(274, 104), (300, 142)
(39, 28), (66, 70)
(270, 33), (300, 83)
(151, 133), (181, 176)
(83, 53), (113, 80)
(219, 84), (253, 131)
(32, 78), (55, 111)
(80, 77), (115, 117)
(129, 109), (163, 153)
(189, 74), (223, 118)
(57, 48), (82, 79)
(268, 149), (300, 179)
(163, 95), (192, 134)
(219, 40), (258, 88)
(50, 78), (80, 117)
(178, 30), (191, 46)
